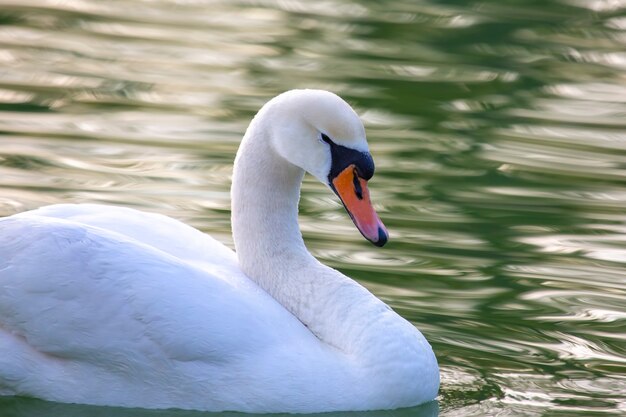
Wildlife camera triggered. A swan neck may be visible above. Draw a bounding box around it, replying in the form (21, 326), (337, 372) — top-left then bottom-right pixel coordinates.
(231, 127), (309, 279)
(230, 125), (381, 357)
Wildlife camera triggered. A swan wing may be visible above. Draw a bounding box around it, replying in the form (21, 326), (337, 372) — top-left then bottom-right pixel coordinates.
(19, 204), (237, 268)
(0, 213), (311, 399)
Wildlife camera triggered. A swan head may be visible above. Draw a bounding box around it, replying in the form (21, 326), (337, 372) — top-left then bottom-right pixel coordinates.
(262, 89), (389, 247)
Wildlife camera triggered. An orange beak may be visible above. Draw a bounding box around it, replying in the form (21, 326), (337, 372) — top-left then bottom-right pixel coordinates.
(331, 164), (389, 247)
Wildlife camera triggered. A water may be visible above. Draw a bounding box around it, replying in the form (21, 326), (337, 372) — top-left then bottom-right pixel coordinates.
(0, 0), (625, 415)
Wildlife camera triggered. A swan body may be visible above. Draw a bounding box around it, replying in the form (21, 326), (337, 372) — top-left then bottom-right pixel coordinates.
(0, 90), (439, 412)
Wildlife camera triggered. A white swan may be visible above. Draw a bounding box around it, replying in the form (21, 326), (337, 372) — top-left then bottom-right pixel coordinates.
(0, 89), (439, 413)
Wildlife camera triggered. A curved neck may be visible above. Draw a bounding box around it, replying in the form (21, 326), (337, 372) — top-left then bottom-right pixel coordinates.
(230, 121), (438, 392)
(232, 122), (373, 353)
(231, 123), (375, 353)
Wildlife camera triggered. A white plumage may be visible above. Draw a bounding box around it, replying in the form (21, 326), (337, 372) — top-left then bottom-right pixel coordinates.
(0, 90), (438, 413)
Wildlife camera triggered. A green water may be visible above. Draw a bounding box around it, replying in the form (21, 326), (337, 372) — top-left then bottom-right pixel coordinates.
(0, 0), (625, 416)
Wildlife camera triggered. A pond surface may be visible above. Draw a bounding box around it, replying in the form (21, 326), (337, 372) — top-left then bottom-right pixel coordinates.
(1, 0), (625, 416)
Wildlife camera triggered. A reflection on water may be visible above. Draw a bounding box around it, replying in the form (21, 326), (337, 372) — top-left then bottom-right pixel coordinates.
(1, 0), (625, 416)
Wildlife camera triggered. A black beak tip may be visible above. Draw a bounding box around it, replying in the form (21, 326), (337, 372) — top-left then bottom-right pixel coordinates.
(371, 227), (388, 247)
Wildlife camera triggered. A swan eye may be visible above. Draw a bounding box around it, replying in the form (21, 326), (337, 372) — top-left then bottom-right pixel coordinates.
(352, 167), (363, 200)
(320, 133), (333, 144)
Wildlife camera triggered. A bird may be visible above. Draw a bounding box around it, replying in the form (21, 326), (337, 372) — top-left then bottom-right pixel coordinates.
(0, 89), (439, 413)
